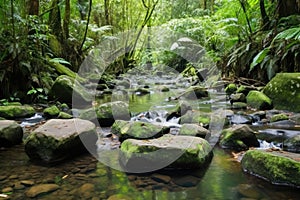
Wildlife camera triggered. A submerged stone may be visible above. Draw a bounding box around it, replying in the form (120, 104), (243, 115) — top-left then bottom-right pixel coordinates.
(120, 134), (213, 172)
(0, 120), (23, 147)
(263, 73), (300, 112)
(241, 149), (300, 187)
(25, 184), (59, 198)
(284, 135), (300, 153)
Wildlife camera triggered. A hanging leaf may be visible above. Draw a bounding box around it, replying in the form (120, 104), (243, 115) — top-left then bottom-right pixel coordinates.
(50, 58), (71, 66)
(249, 48), (270, 72)
(274, 27), (300, 41)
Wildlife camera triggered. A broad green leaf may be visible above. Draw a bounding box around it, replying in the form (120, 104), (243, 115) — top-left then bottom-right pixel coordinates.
(249, 48), (270, 72)
(50, 58), (71, 66)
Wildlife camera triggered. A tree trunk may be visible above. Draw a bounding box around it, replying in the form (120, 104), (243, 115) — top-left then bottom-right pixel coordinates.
(260, 0), (270, 29)
(63, 0), (70, 40)
(104, 0), (110, 25)
(49, 0), (62, 41)
(27, 0), (39, 15)
(203, 0), (207, 9)
(277, 0), (300, 18)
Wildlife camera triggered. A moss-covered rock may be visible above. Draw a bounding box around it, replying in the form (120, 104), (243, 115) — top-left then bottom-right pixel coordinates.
(43, 105), (60, 118)
(225, 83), (237, 95)
(111, 120), (169, 141)
(0, 105), (35, 119)
(174, 101), (192, 116)
(25, 119), (97, 164)
(80, 101), (131, 126)
(135, 88), (151, 95)
(241, 149), (300, 187)
(283, 135), (300, 153)
(246, 90), (273, 110)
(57, 111), (73, 119)
(49, 75), (92, 106)
(179, 110), (210, 127)
(0, 120), (23, 147)
(178, 124), (210, 138)
(263, 73), (300, 112)
(270, 113), (289, 123)
(230, 93), (246, 103)
(181, 86), (209, 99)
(220, 124), (259, 151)
(120, 134), (213, 172)
(231, 102), (247, 109)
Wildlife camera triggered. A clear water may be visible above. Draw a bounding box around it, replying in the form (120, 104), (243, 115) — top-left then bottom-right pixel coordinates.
(1, 90), (300, 199)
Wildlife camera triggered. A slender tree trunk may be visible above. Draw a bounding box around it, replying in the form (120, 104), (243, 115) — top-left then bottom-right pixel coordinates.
(104, 0), (110, 25)
(211, 0), (215, 13)
(203, 0), (207, 9)
(260, 0), (269, 29)
(27, 0), (39, 15)
(49, 0), (62, 41)
(80, 0), (92, 52)
(63, 0), (70, 40)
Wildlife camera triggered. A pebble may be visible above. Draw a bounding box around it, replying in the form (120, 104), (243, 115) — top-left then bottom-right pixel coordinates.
(1, 187), (13, 193)
(20, 180), (35, 186)
(151, 174), (171, 184)
(0, 175), (7, 181)
(14, 182), (25, 190)
(25, 184), (59, 198)
(8, 175), (18, 180)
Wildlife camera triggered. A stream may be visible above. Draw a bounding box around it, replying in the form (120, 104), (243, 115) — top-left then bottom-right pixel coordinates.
(1, 73), (300, 199)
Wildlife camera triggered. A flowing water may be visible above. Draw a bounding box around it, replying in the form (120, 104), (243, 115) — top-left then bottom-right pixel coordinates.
(1, 80), (300, 199)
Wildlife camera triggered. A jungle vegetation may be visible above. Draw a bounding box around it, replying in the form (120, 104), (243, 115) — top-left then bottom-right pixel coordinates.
(0, 0), (299, 102)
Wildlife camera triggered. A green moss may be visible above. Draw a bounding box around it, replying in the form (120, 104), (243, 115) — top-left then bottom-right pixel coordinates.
(232, 102), (247, 109)
(0, 105), (35, 119)
(113, 120), (168, 141)
(57, 112), (72, 119)
(246, 90), (273, 110)
(270, 113), (289, 123)
(241, 150), (300, 187)
(225, 83), (237, 95)
(43, 106), (60, 118)
(263, 73), (300, 112)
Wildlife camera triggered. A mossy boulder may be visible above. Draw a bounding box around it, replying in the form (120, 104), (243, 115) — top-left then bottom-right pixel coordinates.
(270, 113), (289, 123)
(0, 105), (35, 119)
(49, 75), (92, 106)
(43, 105), (60, 118)
(0, 120), (23, 147)
(246, 90), (273, 110)
(135, 88), (151, 95)
(283, 135), (300, 153)
(181, 86), (208, 99)
(220, 124), (259, 151)
(231, 102), (247, 109)
(57, 112), (73, 119)
(230, 93), (246, 103)
(263, 73), (300, 112)
(178, 124), (210, 138)
(80, 101), (131, 126)
(225, 83), (237, 95)
(179, 110), (210, 127)
(111, 120), (169, 141)
(24, 119), (97, 164)
(120, 134), (213, 172)
(241, 149), (300, 187)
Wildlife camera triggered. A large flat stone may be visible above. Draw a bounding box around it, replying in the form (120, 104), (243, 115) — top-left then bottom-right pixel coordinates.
(25, 119), (97, 164)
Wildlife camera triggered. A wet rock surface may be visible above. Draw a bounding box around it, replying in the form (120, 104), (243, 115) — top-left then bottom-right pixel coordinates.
(24, 118), (97, 164)
(0, 120), (23, 147)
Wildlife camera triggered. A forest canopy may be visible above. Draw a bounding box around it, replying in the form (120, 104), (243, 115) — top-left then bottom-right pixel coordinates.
(0, 0), (299, 102)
